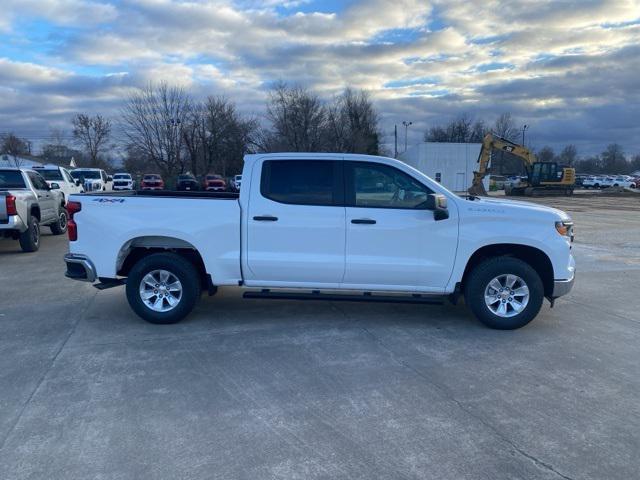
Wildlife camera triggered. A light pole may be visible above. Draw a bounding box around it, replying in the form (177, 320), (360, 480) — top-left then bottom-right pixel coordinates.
(402, 121), (412, 153)
(168, 118), (181, 170)
(522, 124), (528, 146)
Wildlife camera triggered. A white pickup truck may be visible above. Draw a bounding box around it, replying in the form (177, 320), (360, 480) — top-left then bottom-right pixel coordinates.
(64, 153), (575, 329)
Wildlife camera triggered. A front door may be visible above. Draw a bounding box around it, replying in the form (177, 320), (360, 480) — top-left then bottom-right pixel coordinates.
(245, 158), (346, 287)
(342, 161), (458, 292)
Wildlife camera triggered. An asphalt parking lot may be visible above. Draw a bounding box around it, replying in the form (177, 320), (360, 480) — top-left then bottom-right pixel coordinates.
(1, 194), (639, 480)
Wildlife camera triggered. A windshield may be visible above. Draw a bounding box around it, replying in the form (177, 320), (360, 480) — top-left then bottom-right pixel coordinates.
(144, 175), (160, 180)
(114, 174), (131, 180)
(37, 169), (63, 181)
(0, 170), (26, 189)
(72, 170), (101, 179)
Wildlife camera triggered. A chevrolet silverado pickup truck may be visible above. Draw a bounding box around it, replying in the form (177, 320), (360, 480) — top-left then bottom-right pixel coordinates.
(64, 153), (575, 329)
(1, 168), (68, 252)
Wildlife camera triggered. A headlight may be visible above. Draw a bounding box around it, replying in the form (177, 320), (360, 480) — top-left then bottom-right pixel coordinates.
(555, 220), (574, 240)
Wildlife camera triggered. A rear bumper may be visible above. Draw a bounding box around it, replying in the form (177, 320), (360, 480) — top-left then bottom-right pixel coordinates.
(64, 253), (97, 282)
(0, 215), (26, 232)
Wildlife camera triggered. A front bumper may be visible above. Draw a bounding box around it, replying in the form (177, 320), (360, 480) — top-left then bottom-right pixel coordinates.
(0, 215), (27, 233)
(552, 273), (575, 298)
(64, 253), (97, 282)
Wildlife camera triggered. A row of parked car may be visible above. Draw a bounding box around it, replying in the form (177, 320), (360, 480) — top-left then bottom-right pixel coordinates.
(579, 175), (639, 189)
(1, 163), (244, 253)
(34, 165), (243, 196)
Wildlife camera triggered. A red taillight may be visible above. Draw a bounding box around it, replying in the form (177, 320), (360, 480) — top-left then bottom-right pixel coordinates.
(67, 201), (82, 241)
(6, 195), (17, 216)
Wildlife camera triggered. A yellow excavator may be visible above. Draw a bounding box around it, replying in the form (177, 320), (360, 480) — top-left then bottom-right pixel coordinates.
(468, 133), (576, 196)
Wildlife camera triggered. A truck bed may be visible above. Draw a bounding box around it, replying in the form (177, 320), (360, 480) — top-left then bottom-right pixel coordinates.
(68, 189), (242, 283)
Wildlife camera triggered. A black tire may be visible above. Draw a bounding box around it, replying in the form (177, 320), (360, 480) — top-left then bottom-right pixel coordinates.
(50, 209), (68, 235)
(464, 257), (544, 330)
(125, 253), (201, 324)
(19, 215), (40, 252)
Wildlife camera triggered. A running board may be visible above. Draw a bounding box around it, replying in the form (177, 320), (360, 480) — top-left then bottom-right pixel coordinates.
(93, 278), (125, 290)
(243, 290), (445, 305)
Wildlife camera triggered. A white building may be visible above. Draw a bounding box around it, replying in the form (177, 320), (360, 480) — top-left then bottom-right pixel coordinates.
(0, 154), (43, 168)
(398, 142), (488, 193)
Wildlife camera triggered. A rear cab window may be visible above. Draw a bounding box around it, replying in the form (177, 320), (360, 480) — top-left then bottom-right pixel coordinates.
(0, 170), (26, 189)
(260, 160), (343, 206)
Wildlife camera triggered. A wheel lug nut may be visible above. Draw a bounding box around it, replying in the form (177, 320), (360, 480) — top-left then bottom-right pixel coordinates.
(508, 297), (512, 301)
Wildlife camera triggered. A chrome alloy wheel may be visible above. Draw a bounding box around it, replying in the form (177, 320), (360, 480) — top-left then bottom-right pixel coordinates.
(484, 274), (530, 318)
(139, 269), (183, 312)
(59, 211), (68, 230)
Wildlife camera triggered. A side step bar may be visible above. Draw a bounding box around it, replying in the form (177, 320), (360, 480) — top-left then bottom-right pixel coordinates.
(243, 290), (445, 305)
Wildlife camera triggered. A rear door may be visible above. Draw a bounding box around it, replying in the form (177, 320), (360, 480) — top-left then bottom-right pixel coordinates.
(245, 158), (346, 286)
(27, 171), (56, 222)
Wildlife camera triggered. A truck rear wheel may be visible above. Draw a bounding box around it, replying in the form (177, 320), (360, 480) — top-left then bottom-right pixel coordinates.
(19, 215), (40, 252)
(464, 257), (544, 329)
(126, 253), (201, 324)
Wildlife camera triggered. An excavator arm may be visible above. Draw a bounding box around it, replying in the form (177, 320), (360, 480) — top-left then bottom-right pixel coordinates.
(468, 133), (537, 196)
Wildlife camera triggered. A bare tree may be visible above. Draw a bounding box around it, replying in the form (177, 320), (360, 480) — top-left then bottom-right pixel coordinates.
(493, 113), (519, 142)
(121, 82), (190, 177)
(71, 114), (111, 166)
(537, 146), (556, 163)
(326, 88), (380, 154)
(0, 133), (30, 166)
(558, 145), (577, 166)
(183, 96), (257, 176)
(261, 82), (327, 152)
(424, 114), (486, 143)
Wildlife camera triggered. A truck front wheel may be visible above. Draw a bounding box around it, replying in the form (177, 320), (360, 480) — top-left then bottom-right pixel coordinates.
(464, 257), (544, 329)
(126, 253), (201, 324)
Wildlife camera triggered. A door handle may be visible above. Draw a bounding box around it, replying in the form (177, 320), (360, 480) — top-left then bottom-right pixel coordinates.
(351, 218), (376, 224)
(253, 215), (278, 222)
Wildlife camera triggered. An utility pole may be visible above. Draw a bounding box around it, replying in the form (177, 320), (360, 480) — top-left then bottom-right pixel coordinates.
(402, 121), (412, 153)
(394, 125), (398, 158)
(522, 124), (528, 146)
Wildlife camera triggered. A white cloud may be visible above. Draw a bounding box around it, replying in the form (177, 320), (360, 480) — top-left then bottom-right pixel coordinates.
(1, 0), (639, 154)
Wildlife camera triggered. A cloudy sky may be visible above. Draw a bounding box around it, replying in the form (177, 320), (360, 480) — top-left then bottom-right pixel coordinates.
(1, 0), (639, 156)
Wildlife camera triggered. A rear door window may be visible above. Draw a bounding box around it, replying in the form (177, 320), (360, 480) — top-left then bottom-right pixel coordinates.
(261, 160), (342, 206)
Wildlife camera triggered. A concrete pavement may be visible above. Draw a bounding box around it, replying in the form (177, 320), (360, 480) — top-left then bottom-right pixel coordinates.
(0, 196), (638, 479)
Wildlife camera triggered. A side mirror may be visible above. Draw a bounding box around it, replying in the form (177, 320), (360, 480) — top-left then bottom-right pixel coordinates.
(426, 193), (449, 221)
(107, 176), (113, 182)
(50, 182), (61, 190)
(75, 179), (81, 186)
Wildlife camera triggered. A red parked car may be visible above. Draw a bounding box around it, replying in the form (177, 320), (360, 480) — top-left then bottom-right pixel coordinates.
(203, 174), (226, 191)
(140, 174), (164, 190)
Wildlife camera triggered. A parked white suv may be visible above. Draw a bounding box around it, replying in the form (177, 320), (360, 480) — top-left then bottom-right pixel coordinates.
(602, 176), (634, 188)
(583, 176), (605, 189)
(70, 168), (112, 192)
(112, 173), (135, 191)
(33, 165), (83, 203)
(64, 153), (575, 330)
